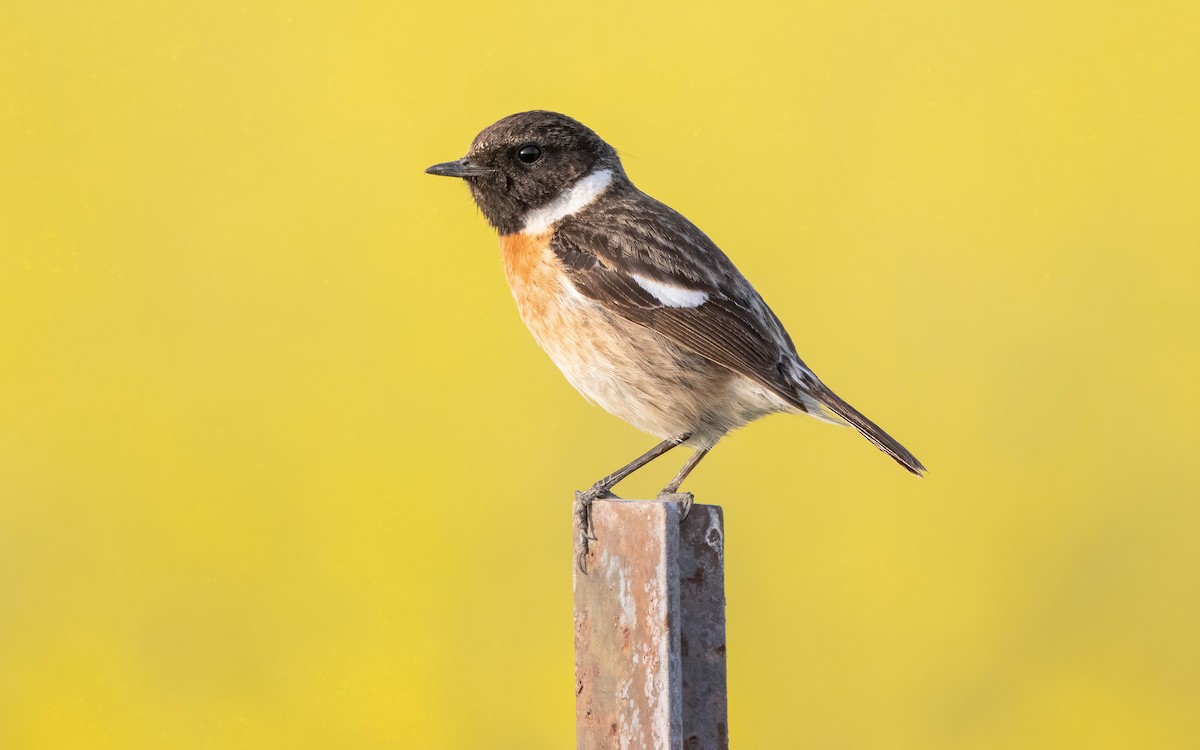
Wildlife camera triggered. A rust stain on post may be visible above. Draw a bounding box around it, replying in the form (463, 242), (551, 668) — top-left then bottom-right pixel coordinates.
(574, 500), (682, 750)
(574, 499), (728, 750)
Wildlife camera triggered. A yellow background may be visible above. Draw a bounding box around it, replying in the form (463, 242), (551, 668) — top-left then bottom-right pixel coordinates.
(2, 1), (1198, 747)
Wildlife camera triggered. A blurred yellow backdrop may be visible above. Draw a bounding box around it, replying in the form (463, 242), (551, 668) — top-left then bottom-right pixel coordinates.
(2, 1), (1198, 747)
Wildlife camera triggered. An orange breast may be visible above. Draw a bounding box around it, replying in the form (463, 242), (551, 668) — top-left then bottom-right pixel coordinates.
(499, 230), (562, 332)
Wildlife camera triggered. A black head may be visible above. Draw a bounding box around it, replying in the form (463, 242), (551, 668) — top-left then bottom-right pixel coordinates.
(426, 111), (625, 235)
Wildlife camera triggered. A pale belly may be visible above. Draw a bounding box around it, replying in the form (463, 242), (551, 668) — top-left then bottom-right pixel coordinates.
(499, 232), (792, 446)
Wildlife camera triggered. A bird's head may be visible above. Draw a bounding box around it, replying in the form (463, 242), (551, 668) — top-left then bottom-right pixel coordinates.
(426, 111), (624, 235)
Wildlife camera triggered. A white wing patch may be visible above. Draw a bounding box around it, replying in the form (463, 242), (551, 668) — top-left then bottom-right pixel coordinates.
(522, 168), (613, 235)
(631, 274), (709, 308)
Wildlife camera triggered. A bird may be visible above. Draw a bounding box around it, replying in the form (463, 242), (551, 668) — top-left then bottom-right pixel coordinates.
(426, 111), (924, 569)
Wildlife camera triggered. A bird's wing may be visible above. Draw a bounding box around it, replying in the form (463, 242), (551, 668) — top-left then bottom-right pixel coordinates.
(553, 189), (927, 476)
(551, 192), (815, 412)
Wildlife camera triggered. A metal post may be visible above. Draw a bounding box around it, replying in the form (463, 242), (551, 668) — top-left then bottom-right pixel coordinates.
(574, 498), (728, 750)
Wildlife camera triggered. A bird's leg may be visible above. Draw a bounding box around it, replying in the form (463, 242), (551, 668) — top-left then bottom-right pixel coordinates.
(575, 434), (690, 573)
(657, 447), (712, 521)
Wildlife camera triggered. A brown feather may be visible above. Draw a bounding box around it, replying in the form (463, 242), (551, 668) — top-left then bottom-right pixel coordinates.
(806, 381), (927, 475)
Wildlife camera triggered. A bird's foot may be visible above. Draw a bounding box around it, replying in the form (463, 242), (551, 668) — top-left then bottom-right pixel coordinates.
(657, 490), (695, 521)
(573, 486), (620, 574)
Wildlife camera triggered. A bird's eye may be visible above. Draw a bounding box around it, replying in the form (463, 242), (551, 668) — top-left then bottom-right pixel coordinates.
(517, 144), (542, 164)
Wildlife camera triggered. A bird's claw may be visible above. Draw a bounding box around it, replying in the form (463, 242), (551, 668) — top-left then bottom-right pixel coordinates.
(657, 490), (695, 520)
(574, 486), (620, 574)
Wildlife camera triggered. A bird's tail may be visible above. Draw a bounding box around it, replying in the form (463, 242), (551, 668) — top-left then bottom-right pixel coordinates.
(807, 383), (926, 476)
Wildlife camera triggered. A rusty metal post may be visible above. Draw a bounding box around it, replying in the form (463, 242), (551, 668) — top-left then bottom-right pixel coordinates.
(678, 504), (729, 748)
(574, 499), (728, 750)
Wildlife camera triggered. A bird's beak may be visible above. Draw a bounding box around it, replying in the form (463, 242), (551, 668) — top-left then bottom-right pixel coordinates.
(425, 157), (492, 178)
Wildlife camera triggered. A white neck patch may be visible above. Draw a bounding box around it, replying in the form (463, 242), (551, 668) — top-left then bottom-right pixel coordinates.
(521, 168), (613, 235)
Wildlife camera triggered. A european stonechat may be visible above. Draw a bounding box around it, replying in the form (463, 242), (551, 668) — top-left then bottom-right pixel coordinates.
(427, 111), (924, 567)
